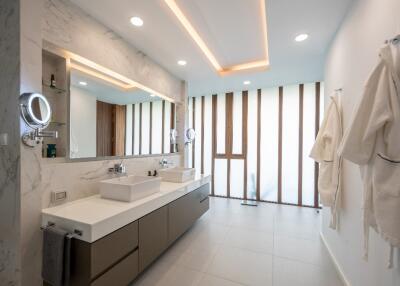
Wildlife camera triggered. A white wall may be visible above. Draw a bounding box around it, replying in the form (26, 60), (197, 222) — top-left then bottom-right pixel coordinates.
(323, 0), (400, 285)
(70, 86), (96, 158)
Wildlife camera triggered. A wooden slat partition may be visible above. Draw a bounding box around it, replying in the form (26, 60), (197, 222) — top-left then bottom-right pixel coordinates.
(256, 89), (261, 201)
(314, 82), (321, 208)
(242, 91), (248, 200)
(201, 96), (205, 174)
(192, 97), (196, 168)
(278, 87), (283, 203)
(298, 84), (304, 206)
(211, 94), (218, 195)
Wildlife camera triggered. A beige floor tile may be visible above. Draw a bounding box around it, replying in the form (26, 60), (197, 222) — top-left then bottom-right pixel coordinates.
(224, 227), (274, 254)
(197, 274), (244, 286)
(206, 246), (273, 286)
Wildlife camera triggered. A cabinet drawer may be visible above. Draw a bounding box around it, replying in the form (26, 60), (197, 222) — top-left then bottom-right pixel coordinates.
(138, 206), (168, 272)
(91, 250), (138, 286)
(91, 221), (138, 278)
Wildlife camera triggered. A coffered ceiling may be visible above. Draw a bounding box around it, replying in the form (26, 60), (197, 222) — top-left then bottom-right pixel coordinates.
(70, 0), (354, 96)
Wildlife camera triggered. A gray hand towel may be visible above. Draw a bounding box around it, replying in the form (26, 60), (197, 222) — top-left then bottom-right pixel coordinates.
(42, 227), (69, 286)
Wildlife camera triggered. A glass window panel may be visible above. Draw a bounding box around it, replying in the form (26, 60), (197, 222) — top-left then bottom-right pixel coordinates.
(204, 96), (213, 176)
(195, 97), (202, 175)
(260, 88), (279, 202)
(247, 90), (258, 200)
(141, 102), (150, 155)
(214, 159), (227, 196)
(125, 104), (133, 156)
(232, 92), (242, 154)
(216, 93), (226, 154)
(281, 85), (299, 204)
(164, 101), (171, 154)
(151, 101), (162, 154)
(230, 159), (244, 199)
(187, 98), (193, 167)
(133, 104), (140, 155)
(302, 83), (316, 206)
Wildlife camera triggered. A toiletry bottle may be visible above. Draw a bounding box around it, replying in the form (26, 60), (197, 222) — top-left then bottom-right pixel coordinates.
(50, 74), (56, 88)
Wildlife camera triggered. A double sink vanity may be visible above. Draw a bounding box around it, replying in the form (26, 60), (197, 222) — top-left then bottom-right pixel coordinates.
(42, 167), (210, 286)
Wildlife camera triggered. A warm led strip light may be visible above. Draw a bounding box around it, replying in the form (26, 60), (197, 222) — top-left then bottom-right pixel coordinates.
(66, 51), (175, 102)
(165, 0), (270, 75)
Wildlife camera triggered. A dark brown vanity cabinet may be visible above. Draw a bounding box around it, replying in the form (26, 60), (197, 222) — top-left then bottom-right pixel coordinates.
(64, 183), (209, 286)
(68, 221), (139, 286)
(168, 183), (209, 243)
(138, 205), (168, 272)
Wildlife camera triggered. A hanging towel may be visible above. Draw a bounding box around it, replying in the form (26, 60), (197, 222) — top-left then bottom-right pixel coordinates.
(310, 94), (343, 229)
(42, 226), (70, 286)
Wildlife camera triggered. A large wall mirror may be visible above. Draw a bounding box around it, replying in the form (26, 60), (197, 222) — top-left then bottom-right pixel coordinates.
(41, 43), (177, 160)
(70, 69), (176, 159)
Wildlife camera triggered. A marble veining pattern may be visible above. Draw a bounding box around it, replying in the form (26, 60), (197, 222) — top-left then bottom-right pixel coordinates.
(0, 0), (21, 285)
(42, 0), (183, 102)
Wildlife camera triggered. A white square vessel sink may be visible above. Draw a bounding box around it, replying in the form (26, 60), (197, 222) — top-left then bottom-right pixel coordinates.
(158, 167), (195, 183)
(99, 175), (161, 202)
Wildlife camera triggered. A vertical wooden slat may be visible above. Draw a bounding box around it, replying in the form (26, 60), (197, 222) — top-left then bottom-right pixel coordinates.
(162, 100), (165, 154)
(201, 96), (205, 174)
(132, 104), (135, 155)
(225, 93), (234, 198)
(242, 91), (248, 200)
(298, 84), (304, 206)
(139, 103), (142, 155)
(170, 102), (175, 153)
(225, 93), (233, 156)
(211, 94), (217, 195)
(192, 97), (196, 168)
(256, 89), (261, 201)
(278, 86), (283, 203)
(314, 82), (321, 208)
(149, 102), (153, 154)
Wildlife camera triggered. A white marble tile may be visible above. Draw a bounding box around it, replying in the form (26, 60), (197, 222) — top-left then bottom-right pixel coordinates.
(224, 227), (274, 254)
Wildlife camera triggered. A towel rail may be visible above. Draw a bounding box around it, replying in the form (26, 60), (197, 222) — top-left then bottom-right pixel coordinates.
(41, 222), (83, 237)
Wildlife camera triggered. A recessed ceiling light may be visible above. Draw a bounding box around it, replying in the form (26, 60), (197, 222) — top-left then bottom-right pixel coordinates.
(295, 33), (308, 42)
(79, 81), (87, 86)
(177, 60), (187, 66)
(130, 16), (143, 27)
(243, 80), (251, 85)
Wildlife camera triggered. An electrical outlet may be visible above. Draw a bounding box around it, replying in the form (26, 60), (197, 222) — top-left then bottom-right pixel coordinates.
(0, 133), (8, 146)
(51, 190), (67, 203)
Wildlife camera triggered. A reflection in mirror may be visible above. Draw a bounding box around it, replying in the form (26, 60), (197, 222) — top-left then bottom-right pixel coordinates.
(69, 68), (176, 159)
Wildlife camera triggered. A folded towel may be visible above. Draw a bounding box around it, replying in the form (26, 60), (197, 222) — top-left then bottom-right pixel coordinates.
(42, 227), (69, 286)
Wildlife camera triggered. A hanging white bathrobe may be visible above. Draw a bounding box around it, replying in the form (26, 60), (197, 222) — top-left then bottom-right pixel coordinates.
(310, 94), (343, 230)
(338, 44), (400, 268)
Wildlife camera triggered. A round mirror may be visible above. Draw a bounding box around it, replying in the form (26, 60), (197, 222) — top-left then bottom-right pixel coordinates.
(20, 93), (51, 129)
(185, 128), (196, 143)
(170, 129), (178, 143)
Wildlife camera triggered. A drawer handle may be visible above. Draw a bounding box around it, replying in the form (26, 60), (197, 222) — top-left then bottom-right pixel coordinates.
(200, 197), (208, 203)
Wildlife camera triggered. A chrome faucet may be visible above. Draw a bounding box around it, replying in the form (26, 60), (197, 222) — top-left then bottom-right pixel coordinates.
(108, 163), (126, 175)
(159, 158), (169, 168)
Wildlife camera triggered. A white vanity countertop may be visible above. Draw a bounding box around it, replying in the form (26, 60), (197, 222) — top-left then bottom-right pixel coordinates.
(42, 174), (211, 243)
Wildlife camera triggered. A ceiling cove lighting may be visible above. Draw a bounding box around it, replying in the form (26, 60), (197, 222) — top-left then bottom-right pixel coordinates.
(295, 33), (308, 42)
(130, 16), (144, 27)
(243, 80), (251, 85)
(177, 60), (187, 66)
(164, 0), (270, 75)
(79, 81), (87, 86)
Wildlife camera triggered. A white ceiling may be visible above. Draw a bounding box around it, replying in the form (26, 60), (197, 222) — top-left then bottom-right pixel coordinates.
(70, 0), (354, 97)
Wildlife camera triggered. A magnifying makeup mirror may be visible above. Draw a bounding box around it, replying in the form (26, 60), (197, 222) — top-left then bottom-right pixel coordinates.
(20, 93), (57, 147)
(20, 93), (52, 129)
(185, 128), (196, 145)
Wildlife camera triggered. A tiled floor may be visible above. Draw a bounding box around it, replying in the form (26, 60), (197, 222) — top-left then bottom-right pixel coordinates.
(131, 197), (343, 286)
